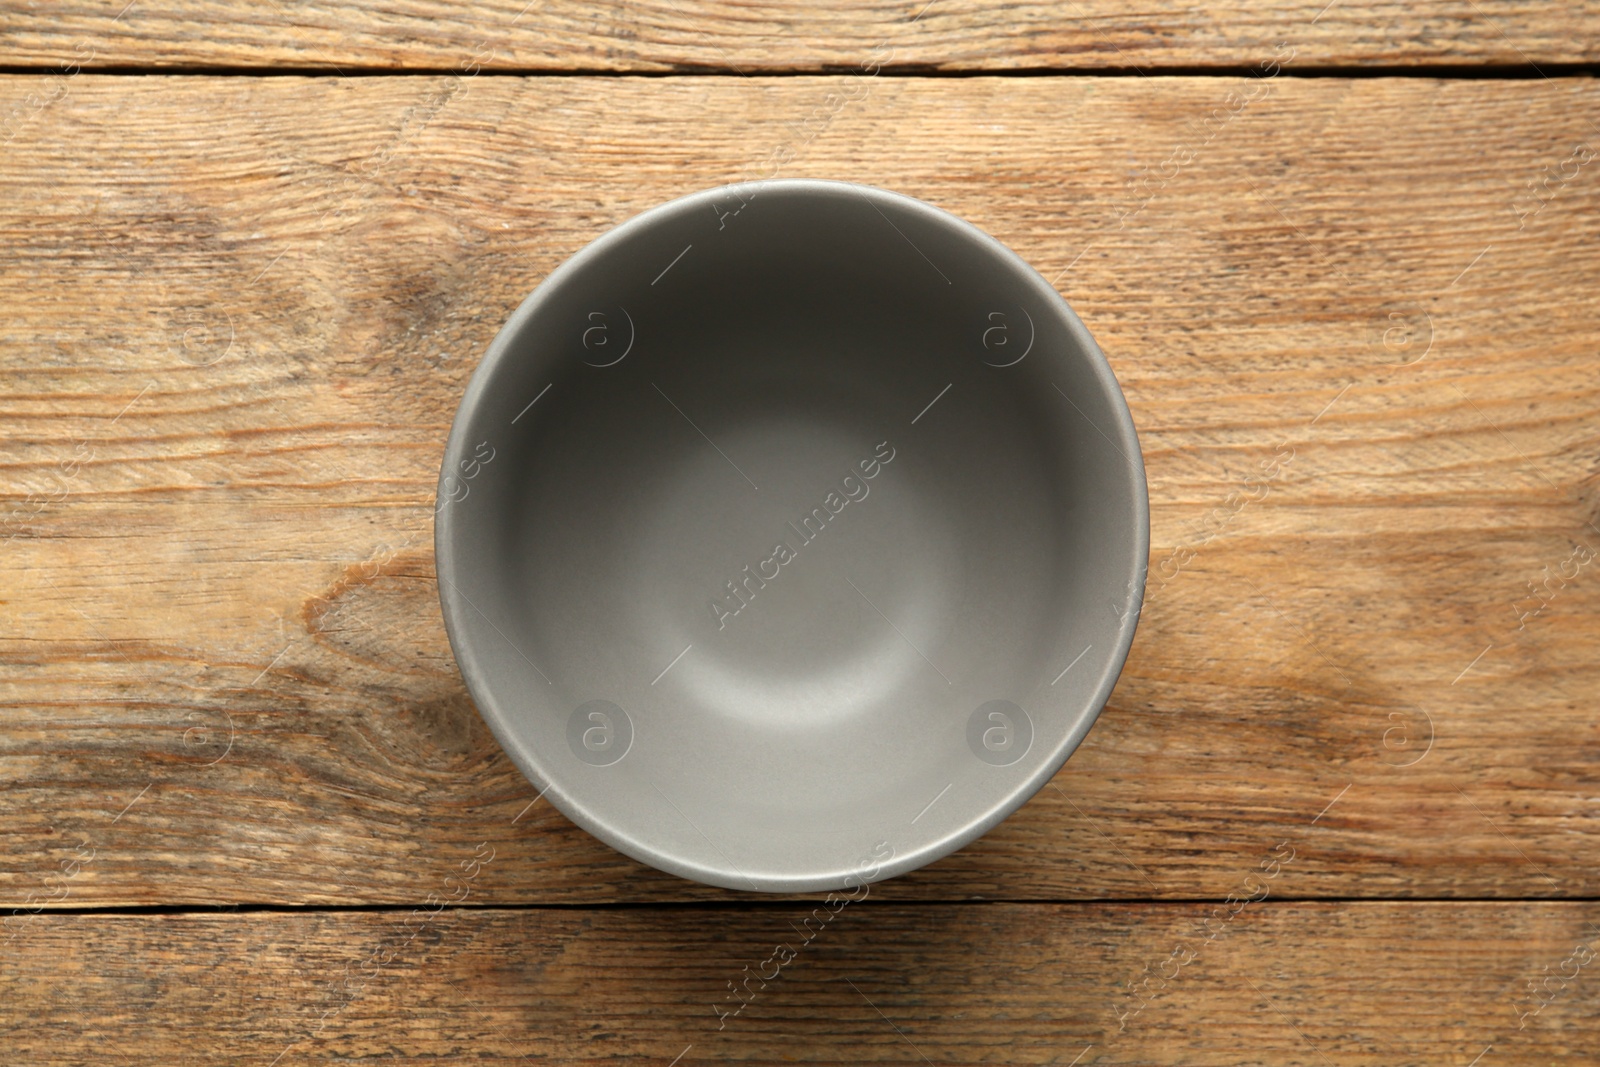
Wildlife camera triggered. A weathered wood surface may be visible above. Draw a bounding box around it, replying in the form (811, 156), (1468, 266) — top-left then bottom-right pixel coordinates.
(4, 903), (1599, 1064)
(2, 74), (1598, 906)
(3, 1), (1600, 72)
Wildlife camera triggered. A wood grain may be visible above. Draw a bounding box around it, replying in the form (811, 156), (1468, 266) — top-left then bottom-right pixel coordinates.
(2, 74), (1598, 906)
(4, 903), (1599, 1064)
(2, 1), (1600, 73)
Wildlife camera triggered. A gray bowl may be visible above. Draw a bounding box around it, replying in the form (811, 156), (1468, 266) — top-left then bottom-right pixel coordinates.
(436, 180), (1147, 893)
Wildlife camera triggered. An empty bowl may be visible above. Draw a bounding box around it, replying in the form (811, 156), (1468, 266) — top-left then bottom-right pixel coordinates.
(436, 179), (1147, 892)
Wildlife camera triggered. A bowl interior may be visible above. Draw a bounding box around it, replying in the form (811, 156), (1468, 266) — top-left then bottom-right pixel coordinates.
(437, 180), (1146, 892)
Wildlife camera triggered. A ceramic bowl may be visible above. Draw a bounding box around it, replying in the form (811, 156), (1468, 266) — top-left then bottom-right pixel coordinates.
(436, 179), (1147, 892)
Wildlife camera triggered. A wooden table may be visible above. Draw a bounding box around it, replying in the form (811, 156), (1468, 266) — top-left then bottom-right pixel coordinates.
(3, 4), (1598, 1063)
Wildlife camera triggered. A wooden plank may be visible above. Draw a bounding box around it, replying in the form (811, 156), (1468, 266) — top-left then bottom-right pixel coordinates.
(2, 1), (1599, 73)
(2, 74), (1598, 906)
(4, 903), (1599, 1063)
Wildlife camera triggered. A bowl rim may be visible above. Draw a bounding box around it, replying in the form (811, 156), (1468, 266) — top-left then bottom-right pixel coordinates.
(435, 178), (1149, 893)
